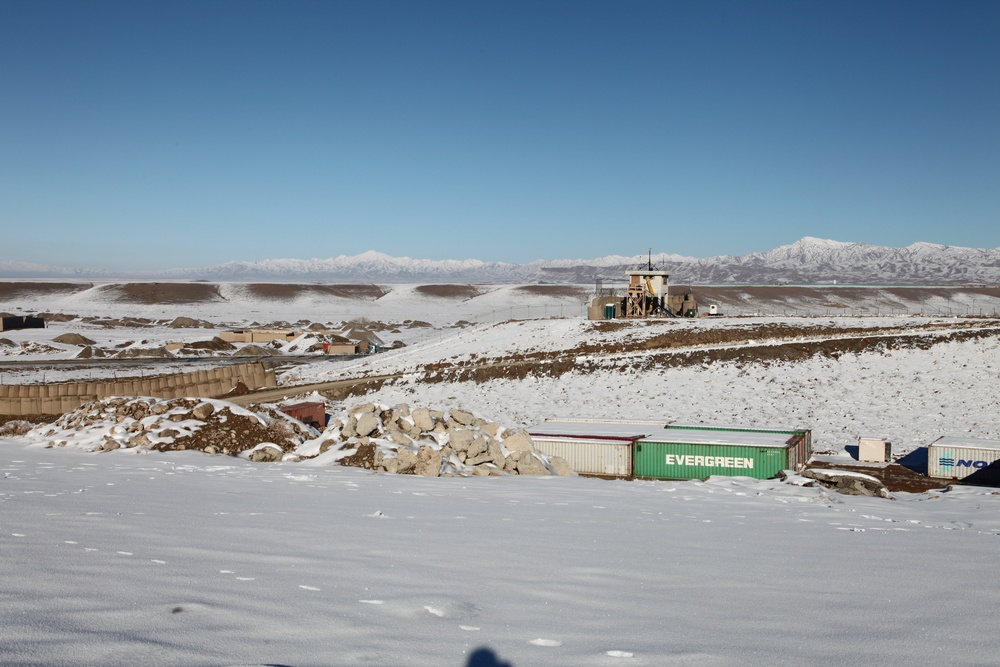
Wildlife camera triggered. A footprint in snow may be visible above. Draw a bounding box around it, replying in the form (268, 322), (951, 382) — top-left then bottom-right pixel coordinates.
(529, 639), (562, 647)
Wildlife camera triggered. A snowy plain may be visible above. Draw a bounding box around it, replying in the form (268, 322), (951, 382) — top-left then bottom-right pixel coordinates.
(3, 284), (1000, 666)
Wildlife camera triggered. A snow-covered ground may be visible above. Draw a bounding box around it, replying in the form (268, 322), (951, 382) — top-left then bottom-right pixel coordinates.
(3, 289), (1000, 665)
(4, 446), (1000, 667)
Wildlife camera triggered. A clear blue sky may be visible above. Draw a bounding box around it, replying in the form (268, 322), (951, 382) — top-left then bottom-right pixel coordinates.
(2, 0), (998, 270)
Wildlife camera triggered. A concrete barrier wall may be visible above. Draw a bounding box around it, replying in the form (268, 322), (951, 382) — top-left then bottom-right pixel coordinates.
(0, 362), (275, 416)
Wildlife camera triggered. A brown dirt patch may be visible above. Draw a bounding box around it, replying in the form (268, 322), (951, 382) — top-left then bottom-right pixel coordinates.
(102, 283), (224, 304)
(516, 285), (590, 299)
(320, 377), (390, 401)
(805, 460), (950, 494)
(338, 442), (377, 469)
(243, 284), (387, 300)
(155, 404), (300, 454)
(415, 284), (481, 299)
(0, 414), (58, 427)
(0, 283), (92, 300)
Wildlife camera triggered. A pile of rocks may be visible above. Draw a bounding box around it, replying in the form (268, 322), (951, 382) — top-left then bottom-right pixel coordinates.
(34, 396), (314, 456)
(30, 396), (574, 479)
(316, 402), (572, 478)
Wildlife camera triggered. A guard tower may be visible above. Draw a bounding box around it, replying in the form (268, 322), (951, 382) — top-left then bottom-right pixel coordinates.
(588, 250), (697, 320)
(624, 250), (669, 318)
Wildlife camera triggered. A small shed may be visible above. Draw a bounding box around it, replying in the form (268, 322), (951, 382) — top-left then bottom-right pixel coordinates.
(858, 437), (891, 463)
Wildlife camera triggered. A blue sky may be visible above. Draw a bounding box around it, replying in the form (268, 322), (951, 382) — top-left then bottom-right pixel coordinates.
(2, 0), (998, 270)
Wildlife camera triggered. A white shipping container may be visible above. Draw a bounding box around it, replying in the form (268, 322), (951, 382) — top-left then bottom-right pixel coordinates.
(529, 422), (651, 478)
(927, 437), (1000, 481)
(531, 437), (634, 477)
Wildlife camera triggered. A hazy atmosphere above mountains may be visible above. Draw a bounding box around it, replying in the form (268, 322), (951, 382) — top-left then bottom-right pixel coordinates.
(2, 237), (999, 285)
(2, 2), (999, 270)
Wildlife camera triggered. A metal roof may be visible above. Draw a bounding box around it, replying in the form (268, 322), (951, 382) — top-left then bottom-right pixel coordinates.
(930, 436), (1000, 451)
(528, 421), (659, 441)
(641, 429), (798, 449)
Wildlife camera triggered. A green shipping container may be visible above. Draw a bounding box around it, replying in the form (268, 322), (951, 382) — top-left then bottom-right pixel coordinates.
(634, 429), (804, 481)
(663, 424), (811, 467)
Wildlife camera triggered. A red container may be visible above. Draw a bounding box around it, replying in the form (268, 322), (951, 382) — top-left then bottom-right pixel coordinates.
(280, 401), (326, 428)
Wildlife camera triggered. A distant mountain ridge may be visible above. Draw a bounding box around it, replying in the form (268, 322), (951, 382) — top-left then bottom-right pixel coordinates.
(2, 238), (998, 284)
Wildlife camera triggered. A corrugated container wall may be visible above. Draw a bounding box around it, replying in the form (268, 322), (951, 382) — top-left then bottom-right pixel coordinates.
(634, 441), (795, 480)
(664, 424), (811, 470)
(530, 437), (634, 478)
(927, 437), (1000, 484)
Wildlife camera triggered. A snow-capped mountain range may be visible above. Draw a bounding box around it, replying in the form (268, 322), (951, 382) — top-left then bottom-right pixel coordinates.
(3, 238), (999, 284)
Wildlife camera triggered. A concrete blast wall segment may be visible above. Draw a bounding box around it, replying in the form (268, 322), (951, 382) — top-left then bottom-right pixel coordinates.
(0, 363), (276, 416)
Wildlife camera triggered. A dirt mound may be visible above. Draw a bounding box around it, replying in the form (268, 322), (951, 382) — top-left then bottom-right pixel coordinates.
(183, 337), (237, 351)
(35, 312), (78, 322)
(36, 397), (315, 456)
(516, 285), (589, 299)
(805, 460), (950, 494)
(233, 344), (274, 357)
(243, 284), (387, 300)
(80, 316), (157, 328)
(53, 333), (96, 346)
(102, 283), (224, 305)
(0, 283), (91, 300)
(75, 346), (107, 359)
(114, 346), (173, 359)
(415, 284), (481, 299)
(169, 316), (212, 328)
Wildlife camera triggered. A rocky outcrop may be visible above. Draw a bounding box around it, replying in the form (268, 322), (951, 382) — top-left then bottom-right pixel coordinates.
(801, 469), (892, 499)
(318, 402), (573, 478)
